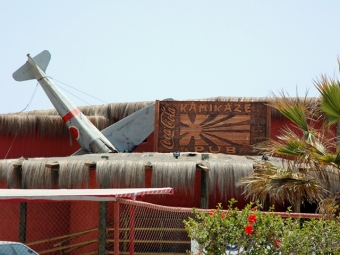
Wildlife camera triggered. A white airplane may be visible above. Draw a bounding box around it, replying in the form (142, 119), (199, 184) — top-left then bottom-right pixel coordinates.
(12, 50), (155, 155)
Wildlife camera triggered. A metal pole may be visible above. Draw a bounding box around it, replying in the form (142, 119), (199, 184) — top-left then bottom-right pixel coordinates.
(19, 202), (27, 243)
(98, 201), (107, 255)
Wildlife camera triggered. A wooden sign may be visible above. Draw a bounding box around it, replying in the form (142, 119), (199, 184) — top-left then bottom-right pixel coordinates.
(154, 101), (270, 155)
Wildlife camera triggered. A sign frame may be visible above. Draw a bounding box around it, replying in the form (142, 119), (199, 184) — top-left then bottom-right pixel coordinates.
(154, 100), (271, 155)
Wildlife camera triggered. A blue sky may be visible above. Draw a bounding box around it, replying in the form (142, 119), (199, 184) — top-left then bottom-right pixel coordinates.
(1, 1), (340, 114)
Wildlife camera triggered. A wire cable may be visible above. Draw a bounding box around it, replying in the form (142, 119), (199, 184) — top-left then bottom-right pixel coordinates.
(49, 77), (109, 104)
(18, 83), (39, 113)
(54, 83), (92, 106)
(5, 83), (39, 159)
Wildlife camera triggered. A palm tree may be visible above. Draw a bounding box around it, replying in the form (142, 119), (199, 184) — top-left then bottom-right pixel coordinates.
(238, 62), (340, 216)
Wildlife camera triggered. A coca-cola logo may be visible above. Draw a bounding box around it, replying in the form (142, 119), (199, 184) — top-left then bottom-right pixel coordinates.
(159, 106), (176, 150)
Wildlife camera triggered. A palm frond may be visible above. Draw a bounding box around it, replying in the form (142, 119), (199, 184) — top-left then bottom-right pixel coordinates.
(276, 140), (307, 157)
(255, 127), (311, 159)
(267, 92), (314, 135)
(318, 152), (340, 167)
(315, 76), (340, 125)
(238, 161), (329, 206)
(318, 194), (340, 219)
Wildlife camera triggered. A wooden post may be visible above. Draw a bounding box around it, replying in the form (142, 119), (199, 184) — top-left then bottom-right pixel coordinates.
(266, 104), (271, 140)
(200, 170), (209, 209)
(153, 100), (160, 152)
(294, 197), (301, 213)
(98, 201), (107, 255)
(19, 202), (27, 243)
(114, 201), (119, 255)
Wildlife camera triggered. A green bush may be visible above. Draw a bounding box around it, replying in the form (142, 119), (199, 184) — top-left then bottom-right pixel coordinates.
(283, 217), (340, 254)
(184, 199), (340, 255)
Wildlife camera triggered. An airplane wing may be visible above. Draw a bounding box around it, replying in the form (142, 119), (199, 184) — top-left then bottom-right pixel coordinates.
(73, 103), (155, 155)
(101, 103), (155, 152)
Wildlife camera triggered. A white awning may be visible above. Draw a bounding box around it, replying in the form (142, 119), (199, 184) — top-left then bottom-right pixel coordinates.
(0, 188), (173, 202)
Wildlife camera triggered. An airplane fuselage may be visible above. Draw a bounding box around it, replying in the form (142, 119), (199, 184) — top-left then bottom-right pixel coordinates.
(24, 53), (117, 153)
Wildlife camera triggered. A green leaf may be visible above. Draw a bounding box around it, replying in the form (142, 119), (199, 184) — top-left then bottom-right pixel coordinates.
(316, 78), (340, 125)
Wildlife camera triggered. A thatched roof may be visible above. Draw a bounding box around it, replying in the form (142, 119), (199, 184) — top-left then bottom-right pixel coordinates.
(0, 97), (320, 138)
(0, 153), (267, 199)
(0, 101), (153, 137)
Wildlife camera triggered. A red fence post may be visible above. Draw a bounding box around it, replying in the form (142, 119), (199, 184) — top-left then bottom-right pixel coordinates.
(129, 205), (136, 255)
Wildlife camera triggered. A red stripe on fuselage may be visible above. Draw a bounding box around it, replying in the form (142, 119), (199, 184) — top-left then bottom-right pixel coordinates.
(62, 108), (81, 122)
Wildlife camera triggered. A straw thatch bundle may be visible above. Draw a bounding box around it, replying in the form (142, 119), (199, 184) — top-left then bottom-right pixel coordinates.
(309, 165), (340, 196)
(0, 159), (15, 181)
(14, 101), (153, 119)
(151, 160), (197, 195)
(0, 115), (66, 138)
(58, 160), (89, 188)
(21, 158), (53, 188)
(207, 158), (254, 200)
(78, 101), (153, 123)
(0, 114), (110, 138)
(96, 159), (146, 188)
(0, 157), (25, 188)
(1, 101), (153, 137)
(0, 153), (258, 199)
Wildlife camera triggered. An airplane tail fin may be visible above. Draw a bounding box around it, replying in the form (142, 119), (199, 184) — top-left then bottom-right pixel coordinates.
(13, 50), (51, 81)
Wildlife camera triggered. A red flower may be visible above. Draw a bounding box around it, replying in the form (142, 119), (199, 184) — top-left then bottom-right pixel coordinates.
(248, 214), (257, 223)
(221, 213), (226, 219)
(209, 210), (215, 216)
(251, 206), (258, 211)
(245, 224), (253, 235)
(273, 239), (281, 248)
